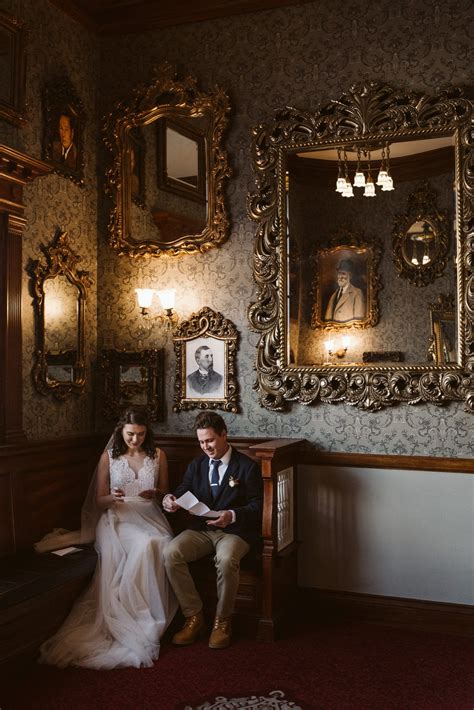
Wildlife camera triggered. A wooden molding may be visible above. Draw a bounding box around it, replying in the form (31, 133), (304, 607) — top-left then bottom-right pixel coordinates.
(302, 449), (473, 474)
(49, 0), (317, 35)
(298, 587), (474, 637)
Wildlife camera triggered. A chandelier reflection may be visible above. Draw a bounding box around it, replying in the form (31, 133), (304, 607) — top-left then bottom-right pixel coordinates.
(336, 144), (394, 198)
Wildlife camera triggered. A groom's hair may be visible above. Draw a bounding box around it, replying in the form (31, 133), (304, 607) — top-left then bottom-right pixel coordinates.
(194, 411), (227, 435)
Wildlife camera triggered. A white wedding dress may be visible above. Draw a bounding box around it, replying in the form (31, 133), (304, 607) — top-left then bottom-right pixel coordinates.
(39, 450), (178, 669)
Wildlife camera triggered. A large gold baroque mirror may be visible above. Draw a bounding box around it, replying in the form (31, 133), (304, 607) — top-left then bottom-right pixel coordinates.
(103, 62), (231, 258)
(248, 83), (474, 412)
(29, 230), (92, 400)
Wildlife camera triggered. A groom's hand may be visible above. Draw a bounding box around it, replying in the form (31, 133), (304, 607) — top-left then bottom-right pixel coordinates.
(163, 493), (179, 513)
(207, 510), (233, 528)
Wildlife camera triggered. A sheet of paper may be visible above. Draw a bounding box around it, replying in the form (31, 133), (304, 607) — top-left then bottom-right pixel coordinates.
(175, 491), (220, 518)
(51, 546), (82, 556)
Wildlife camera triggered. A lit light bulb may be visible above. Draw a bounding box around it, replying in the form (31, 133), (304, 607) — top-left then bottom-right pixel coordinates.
(364, 177), (376, 197)
(354, 171), (366, 187)
(381, 175), (394, 191)
(135, 288), (154, 309)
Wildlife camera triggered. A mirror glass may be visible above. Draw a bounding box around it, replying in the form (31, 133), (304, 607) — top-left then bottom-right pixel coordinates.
(103, 63), (230, 257)
(287, 135), (456, 366)
(249, 83), (473, 411)
(30, 231), (91, 400)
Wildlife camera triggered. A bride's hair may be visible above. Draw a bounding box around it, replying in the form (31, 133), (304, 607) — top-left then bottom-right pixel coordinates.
(111, 408), (156, 459)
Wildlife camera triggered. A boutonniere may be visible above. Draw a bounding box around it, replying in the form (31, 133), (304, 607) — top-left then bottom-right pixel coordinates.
(228, 475), (240, 488)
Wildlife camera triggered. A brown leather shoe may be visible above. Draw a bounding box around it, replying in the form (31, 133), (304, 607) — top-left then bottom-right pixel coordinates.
(208, 616), (232, 649)
(171, 611), (205, 645)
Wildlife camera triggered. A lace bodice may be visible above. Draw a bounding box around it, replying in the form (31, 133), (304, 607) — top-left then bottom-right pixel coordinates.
(108, 450), (158, 497)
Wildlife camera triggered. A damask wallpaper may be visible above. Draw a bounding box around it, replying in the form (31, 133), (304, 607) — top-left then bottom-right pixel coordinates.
(1, 0), (473, 455)
(0, 0), (98, 438)
(97, 0), (473, 456)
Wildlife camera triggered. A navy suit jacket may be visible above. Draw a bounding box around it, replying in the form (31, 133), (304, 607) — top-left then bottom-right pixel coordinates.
(173, 447), (263, 546)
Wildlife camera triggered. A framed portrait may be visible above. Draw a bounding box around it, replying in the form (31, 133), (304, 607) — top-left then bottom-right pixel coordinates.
(157, 115), (206, 203)
(311, 229), (381, 330)
(98, 348), (165, 421)
(42, 77), (85, 186)
(173, 307), (239, 412)
(0, 11), (26, 126)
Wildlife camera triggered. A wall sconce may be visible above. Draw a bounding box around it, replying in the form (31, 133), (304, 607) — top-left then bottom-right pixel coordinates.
(135, 287), (179, 329)
(324, 336), (350, 362)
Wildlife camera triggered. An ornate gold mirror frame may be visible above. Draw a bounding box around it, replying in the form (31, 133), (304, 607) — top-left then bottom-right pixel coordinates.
(103, 62), (231, 258)
(248, 83), (474, 412)
(392, 181), (450, 287)
(30, 230), (92, 400)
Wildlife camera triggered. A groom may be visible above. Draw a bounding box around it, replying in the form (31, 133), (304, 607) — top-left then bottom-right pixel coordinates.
(163, 411), (263, 649)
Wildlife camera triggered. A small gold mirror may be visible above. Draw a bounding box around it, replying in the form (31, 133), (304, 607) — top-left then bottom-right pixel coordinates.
(30, 231), (91, 400)
(393, 181), (450, 286)
(103, 62), (231, 258)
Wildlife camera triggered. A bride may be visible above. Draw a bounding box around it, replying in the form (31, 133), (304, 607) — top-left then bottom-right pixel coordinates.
(39, 409), (178, 669)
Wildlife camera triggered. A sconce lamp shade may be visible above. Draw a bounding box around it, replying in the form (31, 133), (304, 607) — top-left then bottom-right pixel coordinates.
(157, 288), (176, 310)
(135, 288), (154, 309)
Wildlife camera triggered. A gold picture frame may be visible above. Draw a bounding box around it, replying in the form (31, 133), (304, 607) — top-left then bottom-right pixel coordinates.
(311, 228), (381, 330)
(173, 307), (239, 412)
(42, 76), (86, 186)
(98, 348), (165, 421)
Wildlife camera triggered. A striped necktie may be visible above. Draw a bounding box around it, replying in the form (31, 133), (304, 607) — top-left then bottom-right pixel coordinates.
(210, 459), (221, 499)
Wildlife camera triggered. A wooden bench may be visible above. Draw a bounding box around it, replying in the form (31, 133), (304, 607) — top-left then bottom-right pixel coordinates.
(0, 434), (304, 664)
(163, 437), (304, 641)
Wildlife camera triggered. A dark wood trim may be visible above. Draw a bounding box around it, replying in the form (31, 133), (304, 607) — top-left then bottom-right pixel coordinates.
(49, 0), (317, 35)
(302, 449), (473, 474)
(0, 146), (52, 444)
(298, 587), (474, 637)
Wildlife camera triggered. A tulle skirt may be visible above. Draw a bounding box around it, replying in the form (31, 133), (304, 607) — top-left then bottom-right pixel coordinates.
(39, 499), (178, 670)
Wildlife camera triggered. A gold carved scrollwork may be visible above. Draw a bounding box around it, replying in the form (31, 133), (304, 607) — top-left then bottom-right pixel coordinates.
(30, 230), (92, 400)
(248, 83), (474, 412)
(103, 62), (231, 258)
(173, 307), (239, 413)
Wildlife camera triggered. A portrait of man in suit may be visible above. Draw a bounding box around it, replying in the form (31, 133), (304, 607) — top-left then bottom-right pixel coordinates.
(51, 112), (78, 170)
(324, 258), (366, 323)
(186, 343), (224, 398)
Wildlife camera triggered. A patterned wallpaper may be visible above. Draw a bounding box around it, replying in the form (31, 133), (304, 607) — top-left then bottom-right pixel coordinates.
(2, 0), (473, 454)
(97, 0), (473, 456)
(0, 0), (98, 438)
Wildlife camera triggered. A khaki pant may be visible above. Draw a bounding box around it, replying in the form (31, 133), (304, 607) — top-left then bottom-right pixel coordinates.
(164, 529), (250, 619)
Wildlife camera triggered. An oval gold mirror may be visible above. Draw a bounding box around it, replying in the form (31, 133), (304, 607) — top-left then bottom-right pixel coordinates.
(103, 62), (231, 258)
(393, 181), (450, 287)
(248, 83), (474, 412)
(30, 230), (92, 400)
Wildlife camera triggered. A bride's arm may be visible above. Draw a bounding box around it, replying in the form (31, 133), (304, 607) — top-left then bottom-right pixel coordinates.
(96, 451), (123, 508)
(157, 448), (169, 494)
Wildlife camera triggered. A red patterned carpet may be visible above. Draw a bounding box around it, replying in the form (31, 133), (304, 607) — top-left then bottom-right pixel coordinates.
(1, 618), (473, 709)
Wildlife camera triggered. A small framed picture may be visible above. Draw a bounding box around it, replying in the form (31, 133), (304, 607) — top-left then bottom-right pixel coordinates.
(173, 307), (239, 412)
(311, 229), (381, 330)
(98, 348), (165, 421)
(42, 77), (85, 186)
(0, 11), (26, 126)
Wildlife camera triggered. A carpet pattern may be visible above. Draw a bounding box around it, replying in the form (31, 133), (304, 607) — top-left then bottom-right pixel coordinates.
(184, 690), (302, 709)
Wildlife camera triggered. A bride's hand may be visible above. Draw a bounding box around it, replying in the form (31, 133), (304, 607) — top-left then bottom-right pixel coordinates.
(138, 488), (158, 500)
(111, 487), (125, 504)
